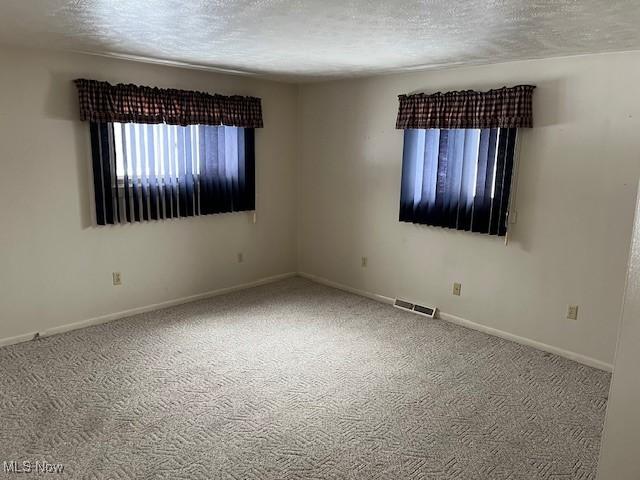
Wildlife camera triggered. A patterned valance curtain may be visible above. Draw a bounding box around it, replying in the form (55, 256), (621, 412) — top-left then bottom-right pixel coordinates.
(74, 79), (263, 128)
(396, 85), (535, 130)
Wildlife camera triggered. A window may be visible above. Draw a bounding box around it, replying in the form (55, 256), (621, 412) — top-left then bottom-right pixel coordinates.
(75, 78), (262, 226)
(89, 122), (255, 225)
(399, 127), (517, 236)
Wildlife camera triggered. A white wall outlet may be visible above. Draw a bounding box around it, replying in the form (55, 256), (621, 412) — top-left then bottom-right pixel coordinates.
(453, 282), (462, 296)
(567, 305), (579, 320)
(361, 256), (368, 268)
(237, 252), (244, 263)
(112, 272), (122, 286)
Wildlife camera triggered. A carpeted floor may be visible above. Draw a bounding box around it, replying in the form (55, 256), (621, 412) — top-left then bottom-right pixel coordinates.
(0, 278), (610, 479)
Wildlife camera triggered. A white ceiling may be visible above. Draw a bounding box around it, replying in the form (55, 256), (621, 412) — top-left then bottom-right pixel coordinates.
(1, 0), (640, 82)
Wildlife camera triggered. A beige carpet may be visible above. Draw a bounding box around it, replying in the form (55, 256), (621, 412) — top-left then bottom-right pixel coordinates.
(0, 278), (610, 479)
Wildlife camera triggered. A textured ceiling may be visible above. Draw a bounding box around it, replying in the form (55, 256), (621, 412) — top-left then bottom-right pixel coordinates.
(0, 0), (640, 82)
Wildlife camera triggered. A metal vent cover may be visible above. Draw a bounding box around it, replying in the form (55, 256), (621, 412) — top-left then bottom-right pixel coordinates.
(413, 304), (436, 318)
(394, 298), (414, 311)
(394, 298), (437, 318)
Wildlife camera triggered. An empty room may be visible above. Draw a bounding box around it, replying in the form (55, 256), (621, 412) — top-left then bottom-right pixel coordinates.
(1, 1), (640, 479)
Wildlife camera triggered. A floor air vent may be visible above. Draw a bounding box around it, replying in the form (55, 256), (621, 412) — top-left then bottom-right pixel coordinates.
(394, 299), (414, 311)
(394, 298), (437, 318)
(413, 304), (436, 318)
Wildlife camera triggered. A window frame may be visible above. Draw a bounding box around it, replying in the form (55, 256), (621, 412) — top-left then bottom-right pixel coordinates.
(399, 127), (518, 237)
(89, 121), (255, 225)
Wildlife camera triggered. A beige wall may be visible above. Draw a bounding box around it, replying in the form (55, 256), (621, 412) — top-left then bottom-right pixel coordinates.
(0, 47), (298, 342)
(597, 182), (640, 480)
(297, 52), (640, 367)
(2, 46), (638, 369)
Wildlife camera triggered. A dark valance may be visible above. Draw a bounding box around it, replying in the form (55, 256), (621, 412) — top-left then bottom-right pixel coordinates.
(74, 79), (263, 128)
(396, 85), (535, 130)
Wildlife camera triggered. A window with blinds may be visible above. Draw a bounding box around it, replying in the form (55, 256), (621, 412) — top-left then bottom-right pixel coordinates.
(399, 127), (517, 236)
(89, 122), (255, 225)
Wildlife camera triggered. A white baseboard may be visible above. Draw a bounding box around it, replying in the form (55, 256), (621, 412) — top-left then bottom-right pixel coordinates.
(437, 311), (613, 372)
(0, 331), (39, 348)
(298, 272), (613, 372)
(299, 272), (396, 305)
(1, 270), (614, 373)
(0, 272), (297, 348)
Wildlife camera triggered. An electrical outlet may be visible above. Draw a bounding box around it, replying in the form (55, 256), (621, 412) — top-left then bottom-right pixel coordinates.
(453, 282), (462, 296)
(237, 252), (244, 263)
(567, 305), (579, 320)
(361, 256), (368, 268)
(112, 272), (122, 286)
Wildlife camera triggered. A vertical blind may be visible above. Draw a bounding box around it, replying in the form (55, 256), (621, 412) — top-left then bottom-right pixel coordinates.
(90, 122), (255, 225)
(399, 127), (517, 236)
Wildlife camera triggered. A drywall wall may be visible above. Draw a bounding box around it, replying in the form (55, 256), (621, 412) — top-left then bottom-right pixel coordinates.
(596, 182), (640, 480)
(2, 46), (638, 369)
(297, 52), (640, 367)
(0, 46), (298, 342)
